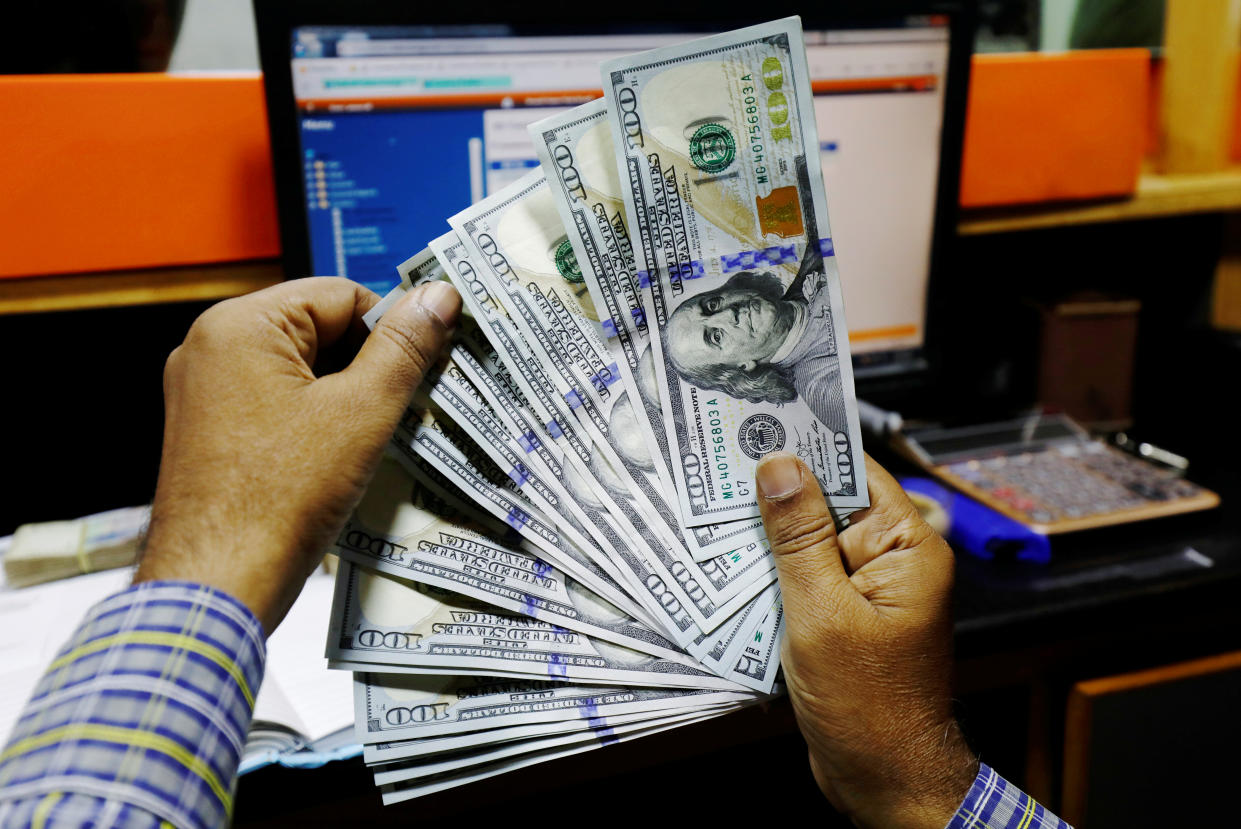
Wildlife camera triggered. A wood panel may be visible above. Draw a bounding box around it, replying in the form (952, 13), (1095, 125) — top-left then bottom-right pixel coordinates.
(1157, 0), (1241, 173)
(958, 167), (1241, 234)
(1062, 650), (1241, 825)
(0, 260), (283, 315)
(1213, 213), (1241, 330)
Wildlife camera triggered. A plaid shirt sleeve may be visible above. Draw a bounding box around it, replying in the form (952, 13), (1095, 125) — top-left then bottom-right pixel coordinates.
(946, 762), (1072, 829)
(0, 580), (265, 829)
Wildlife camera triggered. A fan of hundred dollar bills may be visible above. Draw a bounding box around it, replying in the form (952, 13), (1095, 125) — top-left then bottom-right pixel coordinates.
(324, 17), (869, 804)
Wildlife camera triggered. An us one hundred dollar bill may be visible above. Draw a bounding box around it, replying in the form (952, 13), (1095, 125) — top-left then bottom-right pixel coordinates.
(395, 399), (648, 623)
(447, 176), (778, 636)
(354, 670), (754, 746)
(433, 230), (705, 645)
(378, 706), (737, 805)
(530, 99), (768, 562)
(603, 16), (869, 525)
(327, 559), (744, 691)
(365, 270), (665, 631)
(415, 354), (652, 616)
(726, 594), (785, 693)
(372, 707), (724, 787)
(374, 419), (779, 685)
(362, 247), (447, 329)
(332, 456), (689, 662)
(363, 698), (741, 764)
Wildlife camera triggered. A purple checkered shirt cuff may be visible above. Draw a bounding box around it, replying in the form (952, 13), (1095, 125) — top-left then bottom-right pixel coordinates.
(946, 762), (1072, 829)
(0, 580), (266, 829)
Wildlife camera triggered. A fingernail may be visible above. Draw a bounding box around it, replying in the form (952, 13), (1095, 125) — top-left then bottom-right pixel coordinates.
(416, 281), (461, 328)
(756, 452), (803, 500)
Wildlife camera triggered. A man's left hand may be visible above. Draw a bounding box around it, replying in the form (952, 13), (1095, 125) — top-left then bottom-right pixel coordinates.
(136, 277), (461, 634)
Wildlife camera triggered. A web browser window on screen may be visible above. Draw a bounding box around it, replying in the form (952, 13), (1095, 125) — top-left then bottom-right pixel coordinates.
(290, 21), (948, 357)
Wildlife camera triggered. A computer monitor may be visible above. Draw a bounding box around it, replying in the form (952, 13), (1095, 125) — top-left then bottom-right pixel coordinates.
(256, 1), (972, 381)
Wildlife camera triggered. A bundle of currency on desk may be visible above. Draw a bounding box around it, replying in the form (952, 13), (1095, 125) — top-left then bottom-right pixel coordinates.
(324, 17), (869, 804)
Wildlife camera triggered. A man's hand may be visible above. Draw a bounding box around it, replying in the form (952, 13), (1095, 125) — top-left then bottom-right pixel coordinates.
(136, 277), (461, 634)
(755, 452), (977, 829)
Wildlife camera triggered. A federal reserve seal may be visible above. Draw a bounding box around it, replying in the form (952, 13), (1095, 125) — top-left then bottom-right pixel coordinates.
(553, 239), (583, 283)
(689, 124), (736, 174)
(738, 414), (785, 459)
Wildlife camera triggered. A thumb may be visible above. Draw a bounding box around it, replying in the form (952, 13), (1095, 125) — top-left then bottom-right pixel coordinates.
(344, 281), (461, 421)
(756, 452), (855, 627)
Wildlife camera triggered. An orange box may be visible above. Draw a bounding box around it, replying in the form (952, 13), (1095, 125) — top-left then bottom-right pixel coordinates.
(0, 74), (279, 279)
(960, 50), (1150, 207)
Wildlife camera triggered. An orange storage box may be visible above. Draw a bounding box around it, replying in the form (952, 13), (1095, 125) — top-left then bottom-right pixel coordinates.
(0, 74), (279, 279)
(960, 49), (1150, 207)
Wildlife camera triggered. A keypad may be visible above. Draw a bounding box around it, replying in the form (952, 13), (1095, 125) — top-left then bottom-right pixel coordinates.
(945, 443), (1202, 525)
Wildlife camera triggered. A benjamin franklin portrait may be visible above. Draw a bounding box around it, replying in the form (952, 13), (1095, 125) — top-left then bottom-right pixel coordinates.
(665, 266), (847, 429)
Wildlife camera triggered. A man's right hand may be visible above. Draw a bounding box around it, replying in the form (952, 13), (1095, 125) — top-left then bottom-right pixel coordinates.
(755, 452), (978, 829)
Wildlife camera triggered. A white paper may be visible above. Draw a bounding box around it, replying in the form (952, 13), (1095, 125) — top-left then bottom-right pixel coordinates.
(255, 572), (354, 741)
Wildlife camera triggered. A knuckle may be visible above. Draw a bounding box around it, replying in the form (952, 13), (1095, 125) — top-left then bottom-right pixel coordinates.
(866, 508), (937, 558)
(768, 508), (836, 558)
(183, 303), (237, 351)
(376, 314), (442, 374)
(162, 346), (186, 391)
(920, 533), (956, 593)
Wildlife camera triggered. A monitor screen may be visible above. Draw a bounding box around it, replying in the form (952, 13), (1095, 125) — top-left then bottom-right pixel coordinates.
(287, 20), (950, 360)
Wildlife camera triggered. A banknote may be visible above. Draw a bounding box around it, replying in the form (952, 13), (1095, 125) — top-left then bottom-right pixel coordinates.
(531, 99), (768, 561)
(362, 247), (446, 329)
(529, 100), (672, 483)
(327, 559), (744, 690)
(363, 699), (741, 764)
(429, 231), (602, 486)
(391, 403), (661, 632)
(331, 465), (688, 661)
(363, 274), (654, 617)
(379, 707), (736, 805)
(433, 230), (703, 644)
(723, 594), (784, 694)
(362, 272), (662, 629)
(448, 176), (778, 634)
(354, 670), (752, 745)
(692, 580), (778, 668)
(448, 169), (673, 539)
(372, 708), (725, 787)
(332, 660), (591, 684)
(433, 223), (673, 571)
(603, 17), (869, 525)
(417, 355), (645, 598)
(446, 320), (682, 613)
(402, 402), (774, 645)
(384, 402), (778, 683)
(377, 436), (665, 640)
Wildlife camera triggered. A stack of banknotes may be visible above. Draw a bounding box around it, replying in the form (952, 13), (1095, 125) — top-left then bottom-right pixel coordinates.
(322, 17), (869, 804)
(5, 506), (149, 588)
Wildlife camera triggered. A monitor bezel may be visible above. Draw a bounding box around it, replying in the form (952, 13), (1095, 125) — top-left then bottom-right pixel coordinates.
(254, 0), (974, 389)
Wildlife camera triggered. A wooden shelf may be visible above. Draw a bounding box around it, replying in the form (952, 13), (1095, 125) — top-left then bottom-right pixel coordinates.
(0, 260), (283, 315)
(958, 167), (1241, 234)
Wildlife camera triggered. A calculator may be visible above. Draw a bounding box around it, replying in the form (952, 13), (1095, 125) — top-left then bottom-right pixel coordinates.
(895, 414), (1219, 534)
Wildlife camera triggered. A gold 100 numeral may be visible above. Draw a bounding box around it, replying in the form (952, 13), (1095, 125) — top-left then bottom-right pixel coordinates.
(761, 57), (792, 142)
